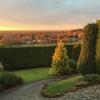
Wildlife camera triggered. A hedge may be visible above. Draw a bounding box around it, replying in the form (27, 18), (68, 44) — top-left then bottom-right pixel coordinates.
(0, 44), (80, 70)
(96, 20), (100, 73)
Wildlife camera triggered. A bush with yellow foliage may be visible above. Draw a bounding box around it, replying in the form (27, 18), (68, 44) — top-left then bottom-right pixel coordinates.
(50, 41), (72, 76)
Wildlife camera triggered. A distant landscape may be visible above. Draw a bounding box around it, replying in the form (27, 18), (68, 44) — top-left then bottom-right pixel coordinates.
(0, 29), (83, 46)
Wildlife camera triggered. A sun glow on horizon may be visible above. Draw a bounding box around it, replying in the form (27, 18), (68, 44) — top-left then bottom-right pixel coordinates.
(0, 26), (19, 31)
(0, 24), (83, 31)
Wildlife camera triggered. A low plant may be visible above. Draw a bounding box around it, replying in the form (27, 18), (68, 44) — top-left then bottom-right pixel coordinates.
(83, 74), (100, 84)
(0, 72), (23, 89)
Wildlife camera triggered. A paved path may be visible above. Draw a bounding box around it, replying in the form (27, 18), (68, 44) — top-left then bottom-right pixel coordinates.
(0, 78), (100, 100)
(0, 78), (55, 100)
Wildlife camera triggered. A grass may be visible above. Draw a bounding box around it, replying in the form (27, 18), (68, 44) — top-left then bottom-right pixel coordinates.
(13, 67), (50, 84)
(45, 75), (83, 94)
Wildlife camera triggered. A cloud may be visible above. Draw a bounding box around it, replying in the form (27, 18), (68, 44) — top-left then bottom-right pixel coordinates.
(0, 0), (100, 30)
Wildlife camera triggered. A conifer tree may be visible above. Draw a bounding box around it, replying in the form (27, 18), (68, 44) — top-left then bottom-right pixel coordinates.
(96, 20), (100, 74)
(50, 41), (71, 76)
(78, 23), (98, 75)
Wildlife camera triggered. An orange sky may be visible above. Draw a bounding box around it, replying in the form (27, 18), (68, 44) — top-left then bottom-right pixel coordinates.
(0, 0), (99, 31)
(0, 19), (83, 30)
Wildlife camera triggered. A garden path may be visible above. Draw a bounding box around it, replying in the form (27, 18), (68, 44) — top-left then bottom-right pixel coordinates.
(0, 77), (100, 100)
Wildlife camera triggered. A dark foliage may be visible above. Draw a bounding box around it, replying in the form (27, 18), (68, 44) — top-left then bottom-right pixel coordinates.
(78, 23), (98, 75)
(0, 44), (80, 70)
(68, 59), (77, 73)
(0, 72), (23, 89)
(96, 20), (100, 74)
(83, 74), (100, 84)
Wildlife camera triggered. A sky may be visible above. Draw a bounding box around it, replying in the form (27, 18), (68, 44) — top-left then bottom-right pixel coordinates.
(0, 0), (100, 30)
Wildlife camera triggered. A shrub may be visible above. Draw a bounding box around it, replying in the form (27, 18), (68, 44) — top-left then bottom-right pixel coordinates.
(78, 23), (98, 75)
(68, 59), (77, 73)
(50, 42), (71, 76)
(83, 74), (100, 84)
(0, 72), (23, 89)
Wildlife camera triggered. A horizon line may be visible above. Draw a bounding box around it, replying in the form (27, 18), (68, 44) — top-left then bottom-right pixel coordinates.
(0, 29), (83, 32)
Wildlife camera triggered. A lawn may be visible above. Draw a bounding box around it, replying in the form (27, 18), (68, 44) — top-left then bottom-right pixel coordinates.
(13, 67), (50, 84)
(45, 75), (83, 94)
